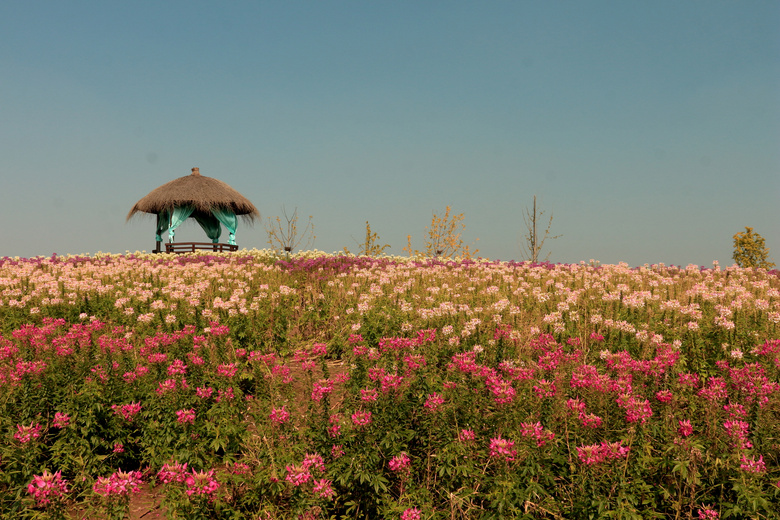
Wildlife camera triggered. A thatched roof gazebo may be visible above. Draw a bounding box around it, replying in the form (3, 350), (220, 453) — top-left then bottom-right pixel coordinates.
(127, 167), (259, 253)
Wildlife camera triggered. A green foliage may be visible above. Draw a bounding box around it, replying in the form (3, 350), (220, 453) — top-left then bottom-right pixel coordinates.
(733, 226), (775, 269)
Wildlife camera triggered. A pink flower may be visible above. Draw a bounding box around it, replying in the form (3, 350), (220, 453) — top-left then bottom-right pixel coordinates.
(576, 440), (630, 466)
(458, 429), (476, 443)
(14, 422), (43, 444)
(113, 443), (125, 453)
(217, 363), (238, 378)
(176, 408), (196, 425)
(311, 380), (334, 402)
(216, 387), (234, 402)
(185, 469), (220, 496)
(313, 478), (335, 499)
(351, 409), (372, 428)
(158, 461), (189, 483)
(167, 359), (187, 376)
(311, 343), (328, 357)
(285, 464), (311, 487)
(424, 392), (444, 412)
(616, 394), (653, 425)
(331, 444), (345, 459)
(92, 470), (143, 497)
(389, 452), (411, 473)
(723, 420), (753, 449)
(697, 507), (719, 519)
(489, 436), (516, 462)
(302, 453), (326, 473)
(269, 406), (290, 425)
(401, 507), (422, 520)
(112, 402), (142, 422)
(360, 387), (379, 402)
(27, 470), (69, 507)
(655, 390), (673, 403)
(678, 420), (693, 437)
(52, 412), (70, 429)
(740, 454), (766, 474)
(532, 379), (556, 399)
(519, 422), (555, 447)
(196, 386), (214, 399)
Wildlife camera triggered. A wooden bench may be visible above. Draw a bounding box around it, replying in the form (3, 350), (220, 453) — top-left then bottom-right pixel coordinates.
(161, 242), (239, 254)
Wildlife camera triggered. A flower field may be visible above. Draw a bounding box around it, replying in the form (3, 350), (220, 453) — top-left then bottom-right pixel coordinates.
(1, 251), (779, 519)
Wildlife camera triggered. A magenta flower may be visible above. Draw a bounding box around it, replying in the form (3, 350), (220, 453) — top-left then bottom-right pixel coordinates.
(176, 408), (196, 425)
(111, 402), (142, 422)
(739, 454), (766, 474)
(697, 507), (719, 519)
(27, 470), (69, 507)
(52, 412), (70, 429)
(424, 392), (444, 412)
(313, 478), (335, 499)
(351, 409), (372, 427)
(331, 444), (345, 459)
(401, 507), (422, 520)
(185, 469), (220, 496)
(576, 440), (630, 466)
(92, 470), (143, 497)
(360, 387), (379, 402)
(285, 464), (311, 487)
(158, 461), (189, 484)
(458, 429), (476, 443)
(269, 406), (290, 425)
(14, 422), (42, 444)
(389, 452), (411, 473)
(216, 363), (238, 378)
(678, 420), (693, 437)
(167, 359), (187, 376)
(196, 386), (214, 399)
(489, 436), (516, 462)
(302, 453), (326, 473)
(216, 387), (234, 402)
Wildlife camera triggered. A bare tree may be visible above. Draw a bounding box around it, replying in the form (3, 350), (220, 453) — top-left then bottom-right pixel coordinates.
(264, 206), (315, 257)
(521, 195), (561, 263)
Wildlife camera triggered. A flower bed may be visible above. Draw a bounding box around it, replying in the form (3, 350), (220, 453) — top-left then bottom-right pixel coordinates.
(0, 252), (778, 518)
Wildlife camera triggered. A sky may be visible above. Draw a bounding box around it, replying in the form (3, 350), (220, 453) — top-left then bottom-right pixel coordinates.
(1, 1), (778, 266)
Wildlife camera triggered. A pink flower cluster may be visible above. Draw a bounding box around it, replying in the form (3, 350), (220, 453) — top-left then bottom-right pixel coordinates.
(616, 394), (653, 425)
(739, 454), (766, 474)
(269, 406), (291, 425)
(389, 452), (411, 473)
(157, 461), (189, 484)
(723, 420), (753, 450)
(52, 412), (70, 428)
(519, 422), (555, 447)
(489, 436), (517, 462)
(14, 422), (42, 444)
(401, 507), (422, 520)
(697, 507), (719, 519)
(351, 409), (372, 427)
(112, 402), (142, 421)
(576, 440), (631, 466)
(424, 392), (444, 412)
(176, 408), (195, 424)
(92, 470), (143, 497)
(185, 469), (220, 497)
(27, 470), (69, 507)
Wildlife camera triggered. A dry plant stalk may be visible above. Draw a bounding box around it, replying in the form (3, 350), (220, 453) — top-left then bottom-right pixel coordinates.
(344, 221), (390, 257)
(404, 206), (479, 259)
(264, 207), (315, 255)
(521, 195), (561, 263)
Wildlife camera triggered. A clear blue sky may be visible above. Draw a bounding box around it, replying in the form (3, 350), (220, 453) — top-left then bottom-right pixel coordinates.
(2, 1), (778, 266)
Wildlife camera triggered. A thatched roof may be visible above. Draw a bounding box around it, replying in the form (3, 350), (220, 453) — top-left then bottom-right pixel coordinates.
(126, 168), (259, 221)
